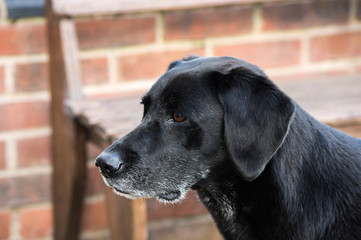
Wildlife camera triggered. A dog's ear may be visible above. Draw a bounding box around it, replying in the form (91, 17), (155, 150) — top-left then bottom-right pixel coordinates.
(213, 62), (295, 181)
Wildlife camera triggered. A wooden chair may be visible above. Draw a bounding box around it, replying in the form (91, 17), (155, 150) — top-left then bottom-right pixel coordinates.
(45, 1), (148, 240)
(45, 1), (261, 239)
(45, 0), (361, 239)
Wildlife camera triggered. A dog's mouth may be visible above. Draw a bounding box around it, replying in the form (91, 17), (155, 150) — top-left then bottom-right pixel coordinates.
(112, 187), (140, 199)
(157, 190), (181, 202)
(112, 185), (182, 202)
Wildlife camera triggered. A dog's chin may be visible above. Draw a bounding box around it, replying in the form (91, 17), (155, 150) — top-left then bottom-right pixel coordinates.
(101, 177), (141, 199)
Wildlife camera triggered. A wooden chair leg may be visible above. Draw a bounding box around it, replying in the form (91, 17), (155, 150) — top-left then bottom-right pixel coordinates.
(52, 119), (87, 240)
(105, 188), (147, 240)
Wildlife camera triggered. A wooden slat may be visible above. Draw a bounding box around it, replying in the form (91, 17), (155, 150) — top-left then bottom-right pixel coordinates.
(66, 74), (361, 149)
(279, 74), (361, 127)
(46, 0), (86, 239)
(60, 19), (83, 100)
(52, 0), (278, 17)
(66, 96), (143, 145)
(105, 189), (147, 240)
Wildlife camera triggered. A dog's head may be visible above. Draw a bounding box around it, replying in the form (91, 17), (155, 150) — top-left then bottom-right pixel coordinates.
(95, 56), (295, 202)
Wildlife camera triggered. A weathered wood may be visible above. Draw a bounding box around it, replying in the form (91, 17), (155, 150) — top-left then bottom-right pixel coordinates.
(47, 0), (148, 239)
(46, 0), (87, 239)
(65, 74), (361, 148)
(52, 0), (277, 17)
(105, 189), (147, 240)
(336, 124), (361, 138)
(66, 96), (143, 145)
(59, 20), (83, 100)
(279, 74), (361, 126)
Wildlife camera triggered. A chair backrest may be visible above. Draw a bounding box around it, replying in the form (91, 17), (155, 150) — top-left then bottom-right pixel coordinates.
(46, 0), (83, 102)
(51, 0), (255, 16)
(46, 0), (257, 102)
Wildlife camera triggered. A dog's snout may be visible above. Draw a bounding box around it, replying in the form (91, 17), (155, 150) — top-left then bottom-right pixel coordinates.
(95, 152), (122, 178)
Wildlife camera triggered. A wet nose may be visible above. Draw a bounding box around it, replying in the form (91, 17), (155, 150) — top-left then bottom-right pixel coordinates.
(95, 152), (122, 178)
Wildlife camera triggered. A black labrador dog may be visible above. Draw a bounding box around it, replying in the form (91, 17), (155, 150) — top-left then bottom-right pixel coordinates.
(95, 56), (361, 240)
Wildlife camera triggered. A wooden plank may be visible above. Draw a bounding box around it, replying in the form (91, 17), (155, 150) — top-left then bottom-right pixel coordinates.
(64, 74), (361, 146)
(52, 0), (279, 17)
(105, 189), (147, 240)
(64, 74), (361, 177)
(46, 0), (87, 239)
(336, 124), (361, 138)
(60, 19), (83, 100)
(279, 74), (361, 126)
(66, 96), (143, 145)
(65, 122), (88, 239)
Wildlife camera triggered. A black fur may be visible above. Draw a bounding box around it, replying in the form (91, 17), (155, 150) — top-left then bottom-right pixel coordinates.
(96, 56), (361, 240)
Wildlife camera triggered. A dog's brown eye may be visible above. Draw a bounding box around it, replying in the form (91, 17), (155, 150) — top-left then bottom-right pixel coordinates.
(172, 112), (186, 122)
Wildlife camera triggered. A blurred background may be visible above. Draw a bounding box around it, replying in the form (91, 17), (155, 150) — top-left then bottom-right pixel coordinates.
(0, 0), (361, 239)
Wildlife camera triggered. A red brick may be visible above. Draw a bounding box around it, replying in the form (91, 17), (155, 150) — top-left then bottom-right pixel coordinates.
(0, 174), (50, 208)
(76, 16), (156, 50)
(262, 0), (349, 31)
(81, 58), (109, 85)
(0, 67), (5, 93)
(214, 40), (301, 69)
(147, 190), (207, 221)
(20, 206), (52, 239)
(0, 22), (46, 55)
(0, 178), (10, 207)
(81, 200), (108, 231)
(88, 142), (103, 160)
(0, 141), (5, 169)
(15, 62), (48, 92)
(86, 143), (106, 196)
(17, 136), (50, 167)
(148, 215), (221, 240)
(0, 101), (49, 131)
(172, 219), (221, 240)
(310, 31), (361, 62)
(0, 211), (10, 239)
(118, 49), (204, 81)
(85, 142), (107, 196)
(85, 165), (105, 196)
(164, 6), (253, 41)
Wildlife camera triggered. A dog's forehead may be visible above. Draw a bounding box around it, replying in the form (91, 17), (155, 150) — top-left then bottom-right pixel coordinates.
(147, 57), (236, 96)
(145, 56), (265, 103)
(145, 63), (202, 99)
(170, 56), (238, 73)
(146, 74), (204, 107)
(170, 56), (264, 75)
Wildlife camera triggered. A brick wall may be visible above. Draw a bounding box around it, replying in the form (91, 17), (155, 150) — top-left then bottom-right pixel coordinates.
(0, 0), (361, 239)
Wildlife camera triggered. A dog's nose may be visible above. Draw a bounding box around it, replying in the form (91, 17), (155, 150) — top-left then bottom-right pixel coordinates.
(95, 152), (122, 178)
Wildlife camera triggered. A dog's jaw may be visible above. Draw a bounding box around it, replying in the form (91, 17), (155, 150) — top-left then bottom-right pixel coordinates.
(101, 171), (191, 203)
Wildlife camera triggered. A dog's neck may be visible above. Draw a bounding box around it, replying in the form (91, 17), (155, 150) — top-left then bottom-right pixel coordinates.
(192, 159), (282, 240)
(191, 108), (323, 239)
(193, 106), (361, 240)
(191, 168), (240, 239)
